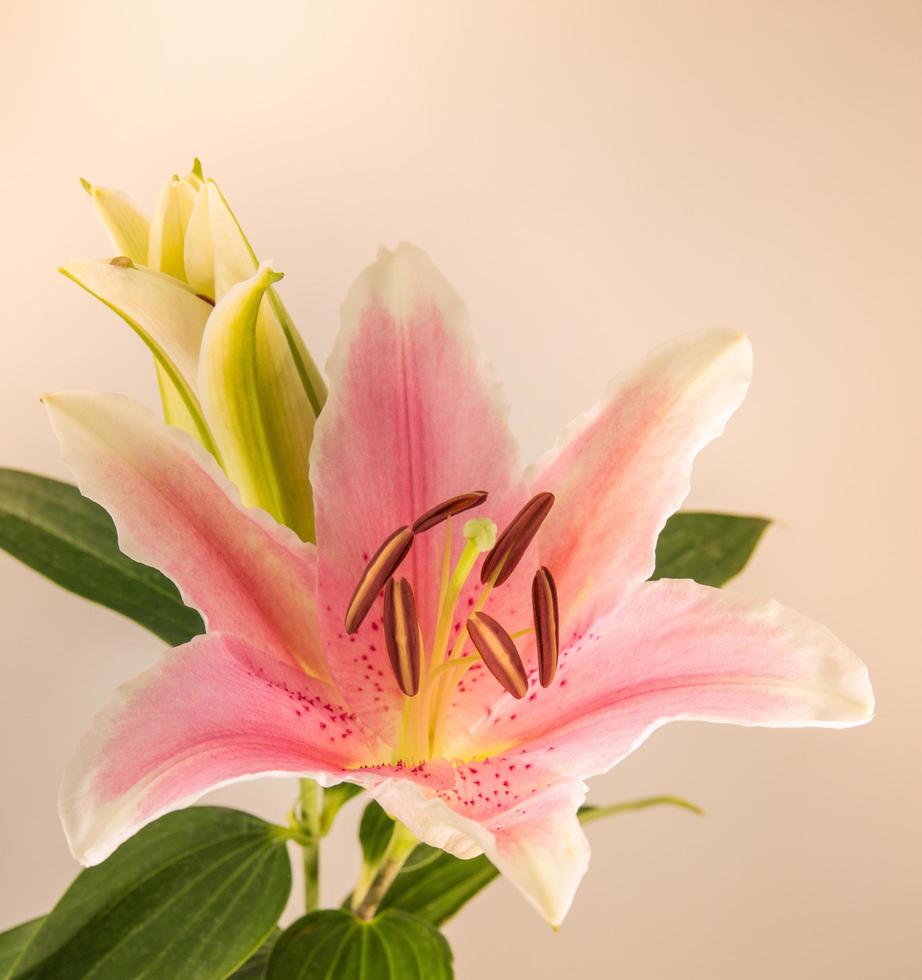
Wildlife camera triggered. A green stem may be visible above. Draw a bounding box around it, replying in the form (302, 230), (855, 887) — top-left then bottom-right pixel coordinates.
(351, 822), (418, 920)
(299, 778), (323, 912)
(302, 836), (320, 913)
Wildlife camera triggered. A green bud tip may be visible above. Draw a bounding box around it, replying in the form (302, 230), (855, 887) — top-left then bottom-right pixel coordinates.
(256, 260), (284, 288)
(191, 157), (204, 179)
(79, 177), (93, 195)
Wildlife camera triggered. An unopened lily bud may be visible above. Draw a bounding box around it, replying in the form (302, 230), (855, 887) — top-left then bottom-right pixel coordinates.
(148, 172), (200, 281)
(180, 174), (328, 416)
(199, 262), (320, 540)
(80, 178), (149, 265)
(184, 178), (255, 302)
(70, 161), (329, 543)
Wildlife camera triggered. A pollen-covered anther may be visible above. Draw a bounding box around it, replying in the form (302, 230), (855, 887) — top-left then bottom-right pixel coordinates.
(344, 526), (414, 634)
(481, 491), (555, 586)
(466, 612), (529, 699)
(412, 491), (488, 534)
(383, 578), (421, 696)
(532, 566), (560, 687)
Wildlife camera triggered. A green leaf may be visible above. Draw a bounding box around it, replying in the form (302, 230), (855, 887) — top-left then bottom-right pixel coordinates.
(377, 852), (498, 927)
(0, 921), (43, 977)
(5, 806), (291, 980)
(373, 795), (702, 927)
(229, 929), (282, 979)
(0, 468), (204, 646)
(266, 909), (452, 980)
(651, 511), (770, 587)
(400, 844), (441, 872)
(320, 784), (364, 836)
(358, 801), (395, 869)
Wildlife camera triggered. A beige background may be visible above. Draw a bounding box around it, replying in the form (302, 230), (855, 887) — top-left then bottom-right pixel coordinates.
(1, 2), (919, 977)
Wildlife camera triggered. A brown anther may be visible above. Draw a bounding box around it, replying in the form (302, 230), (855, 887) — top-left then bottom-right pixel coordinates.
(383, 578), (421, 696)
(481, 492), (555, 586)
(109, 256), (133, 267)
(532, 567), (559, 687)
(411, 491), (488, 534)
(466, 612), (529, 699)
(344, 526), (414, 634)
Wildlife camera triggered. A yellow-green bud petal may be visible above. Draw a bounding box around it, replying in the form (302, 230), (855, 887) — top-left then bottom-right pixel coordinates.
(185, 180), (327, 415)
(81, 180), (149, 265)
(198, 261), (316, 540)
(183, 186), (215, 298)
(148, 176), (198, 281)
(59, 258), (218, 456)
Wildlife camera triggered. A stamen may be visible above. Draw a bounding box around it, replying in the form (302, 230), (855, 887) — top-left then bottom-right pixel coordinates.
(344, 526), (414, 634)
(531, 566), (559, 687)
(466, 612), (529, 699)
(481, 492), (555, 586)
(383, 578), (421, 696)
(412, 491), (488, 533)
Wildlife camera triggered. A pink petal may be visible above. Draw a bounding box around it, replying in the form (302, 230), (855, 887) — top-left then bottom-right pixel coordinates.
(458, 578), (874, 774)
(399, 578), (872, 922)
(532, 329), (753, 640)
(375, 773), (589, 926)
(44, 392), (330, 682)
(311, 244), (525, 734)
(443, 330), (754, 738)
(61, 632), (378, 865)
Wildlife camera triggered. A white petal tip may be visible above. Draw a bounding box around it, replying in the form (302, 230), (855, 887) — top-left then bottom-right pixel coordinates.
(374, 242), (427, 264)
(719, 328), (751, 351)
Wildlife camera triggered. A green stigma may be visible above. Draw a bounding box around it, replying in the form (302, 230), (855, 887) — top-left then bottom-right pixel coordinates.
(463, 517), (497, 553)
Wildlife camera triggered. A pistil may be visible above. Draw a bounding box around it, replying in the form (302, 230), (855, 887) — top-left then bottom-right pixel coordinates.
(428, 531), (485, 674)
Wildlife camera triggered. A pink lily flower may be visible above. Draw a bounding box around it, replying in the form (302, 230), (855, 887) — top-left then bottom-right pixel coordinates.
(46, 244), (873, 926)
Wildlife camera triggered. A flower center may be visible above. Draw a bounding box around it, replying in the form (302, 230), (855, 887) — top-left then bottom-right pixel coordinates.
(343, 491), (561, 763)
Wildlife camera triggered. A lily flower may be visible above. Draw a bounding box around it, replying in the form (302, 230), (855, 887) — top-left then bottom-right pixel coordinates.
(64, 163), (326, 540)
(46, 245), (873, 926)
